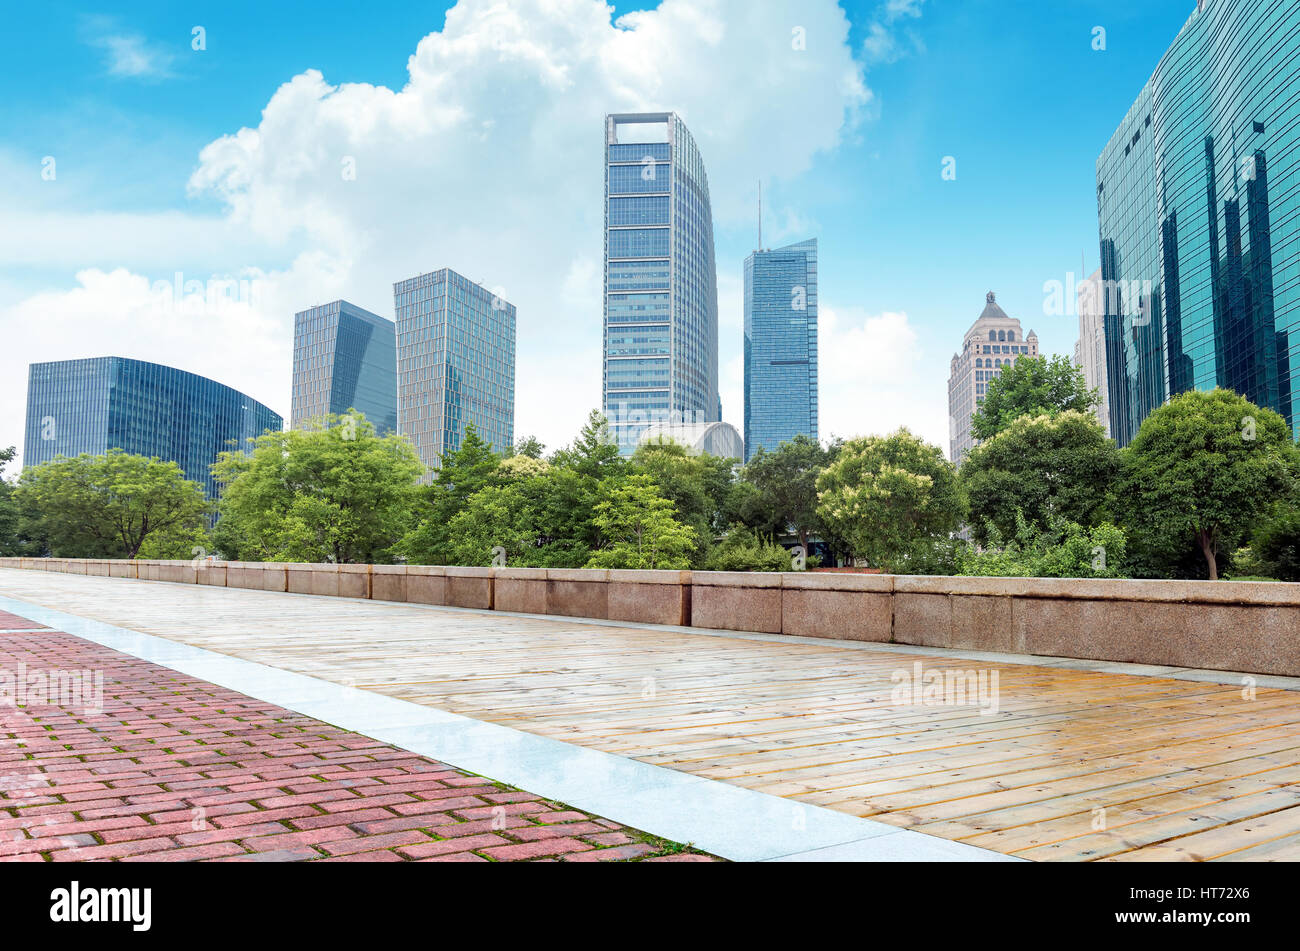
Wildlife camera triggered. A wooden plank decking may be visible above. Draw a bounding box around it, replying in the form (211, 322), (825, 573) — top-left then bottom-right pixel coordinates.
(2, 567), (1299, 861)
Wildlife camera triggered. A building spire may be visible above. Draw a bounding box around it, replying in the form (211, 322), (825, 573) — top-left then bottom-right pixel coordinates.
(757, 179), (762, 251)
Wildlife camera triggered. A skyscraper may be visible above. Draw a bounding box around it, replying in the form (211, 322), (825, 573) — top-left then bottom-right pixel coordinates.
(23, 357), (282, 497)
(1073, 267), (1111, 437)
(743, 238), (818, 461)
(602, 112), (720, 454)
(1097, 0), (1300, 444)
(290, 300), (397, 434)
(393, 267), (516, 473)
(947, 292), (1038, 466)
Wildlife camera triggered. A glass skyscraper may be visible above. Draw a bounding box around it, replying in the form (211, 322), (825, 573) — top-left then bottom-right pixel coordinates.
(603, 112), (720, 454)
(393, 267), (515, 473)
(23, 357), (282, 497)
(290, 299), (397, 434)
(743, 238), (818, 460)
(1097, 0), (1300, 445)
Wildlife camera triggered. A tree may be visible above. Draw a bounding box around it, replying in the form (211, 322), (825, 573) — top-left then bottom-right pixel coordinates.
(960, 410), (1120, 545)
(16, 450), (211, 559)
(816, 428), (965, 572)
(971, 354), (1100, 441)
(703, 528), (791, 572)
(1250, 507), (1300, 582)
(212, 412), (422, 563)
(1116, 389), (1299, 580)
(0, 447), (21, 556)
(738, 434), (835, 550)
(585, 474), (696, 569)
(629, 441), (737, 564)
(549, 410), (626, 480)
(402, 423), (502, 564)
(509, 435), (545, 459)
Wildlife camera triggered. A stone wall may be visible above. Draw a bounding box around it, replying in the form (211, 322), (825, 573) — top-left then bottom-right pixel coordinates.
(1, 558), (1295, 677)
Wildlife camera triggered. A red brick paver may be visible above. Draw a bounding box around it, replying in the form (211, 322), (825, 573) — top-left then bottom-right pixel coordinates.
(0, 614), (716, 862)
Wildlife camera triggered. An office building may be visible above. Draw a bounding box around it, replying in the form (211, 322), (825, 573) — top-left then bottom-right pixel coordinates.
(1073, 267), (1111, 437)
(1097, 0), (1300, 444)
(602, 112), (720, 454)
(291, 300), (397, 434)
(393, 268), (516, 473)
(948, 292), (1038, 465)
(23, 356), (282, 497)
(743, 238), (819, 461)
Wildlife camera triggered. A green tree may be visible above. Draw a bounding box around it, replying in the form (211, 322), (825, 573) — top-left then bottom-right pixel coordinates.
(444, 467), (600, 568)
(960, 410), (1120, 545)
(17, 450), (211, 559)
(971, 354), (1100, 441)
(738, 434), (836, 550)
(0, 447), (21, 556)
(702, 527), (791, 572)
(1250, 507), (1300, 582)
(212, 412), (422, 563)
(549, 410), (626, 480)
(1116, 389), (1299, 580)
(585, 474), (696, 569)
(508, 435), (546, 459)
(403, 423), (502, 564)
(629, 440), (737, 564)
(815, 428), (965, 572)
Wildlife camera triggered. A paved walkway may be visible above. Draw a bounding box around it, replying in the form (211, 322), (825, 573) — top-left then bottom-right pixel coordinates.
(3, 569), (1299, 861)
(0, 609), (712, 862)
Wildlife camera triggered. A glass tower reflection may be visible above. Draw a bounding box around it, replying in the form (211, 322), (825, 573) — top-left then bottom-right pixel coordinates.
(1096, 0), (1300, 444)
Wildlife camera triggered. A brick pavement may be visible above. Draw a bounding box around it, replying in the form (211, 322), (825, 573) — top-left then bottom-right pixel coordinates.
(0, 610), (715, 862)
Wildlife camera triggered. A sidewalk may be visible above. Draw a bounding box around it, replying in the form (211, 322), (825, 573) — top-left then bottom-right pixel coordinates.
(0, 610), (715, 862)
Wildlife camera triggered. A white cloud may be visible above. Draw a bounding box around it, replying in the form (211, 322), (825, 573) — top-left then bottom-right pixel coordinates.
(80, 18), (176, 80)
(2, 0), (867, 463)
(862, 0), (927, 66)
(817, 305), (948, 449)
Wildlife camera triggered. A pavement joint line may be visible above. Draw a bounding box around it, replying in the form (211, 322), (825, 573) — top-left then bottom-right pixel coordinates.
(0, 590), (1019, 863)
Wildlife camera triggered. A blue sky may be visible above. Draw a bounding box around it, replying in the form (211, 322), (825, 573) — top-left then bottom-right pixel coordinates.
(0, 0), (1197, 461)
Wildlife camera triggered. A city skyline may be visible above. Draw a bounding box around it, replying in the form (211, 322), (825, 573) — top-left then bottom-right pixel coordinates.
(0, 0), (1230, 468)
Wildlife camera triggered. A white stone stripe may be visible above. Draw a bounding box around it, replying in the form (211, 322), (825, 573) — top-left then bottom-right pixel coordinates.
(0, 593), (1018, 863)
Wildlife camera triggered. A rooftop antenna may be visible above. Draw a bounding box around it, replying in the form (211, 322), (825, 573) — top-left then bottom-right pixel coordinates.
(757, 179), (762, 252)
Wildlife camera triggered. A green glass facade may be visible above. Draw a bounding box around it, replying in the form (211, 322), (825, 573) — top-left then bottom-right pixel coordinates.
(1097, 0), (1300, 444)
(23, 357), (282, 498)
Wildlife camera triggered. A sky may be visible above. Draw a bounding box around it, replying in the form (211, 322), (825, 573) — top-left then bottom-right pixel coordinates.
(0, 0), (1199, 466)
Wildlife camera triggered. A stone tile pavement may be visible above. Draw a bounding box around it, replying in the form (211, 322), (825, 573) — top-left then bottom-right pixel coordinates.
(0, 610), (715, 862)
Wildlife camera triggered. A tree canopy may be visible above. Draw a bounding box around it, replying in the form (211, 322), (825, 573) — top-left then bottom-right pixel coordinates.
(960, 410), (1120, 545)
(739, 434), (837, 549)
(212, 412), (422, 564)
(1115, 389), (1299, 579)
(971, 354), (1100, 441)
(17, 449), (211, 559)
(816, 428), (964, 572)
